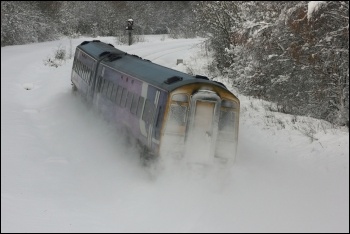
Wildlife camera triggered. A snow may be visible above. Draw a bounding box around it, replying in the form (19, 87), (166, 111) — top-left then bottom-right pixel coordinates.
(1, 35), (349, 232)
(307, 1), (326, 20)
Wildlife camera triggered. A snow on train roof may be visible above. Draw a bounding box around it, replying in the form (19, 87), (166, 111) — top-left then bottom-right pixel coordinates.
(78, 40), (227, 92)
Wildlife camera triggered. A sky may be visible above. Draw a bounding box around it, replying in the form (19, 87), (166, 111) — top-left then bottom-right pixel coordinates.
(1, 35), (349, 233)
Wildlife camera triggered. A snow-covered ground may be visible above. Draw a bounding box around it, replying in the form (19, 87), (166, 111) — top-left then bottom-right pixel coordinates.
(1, 35), (349, 232)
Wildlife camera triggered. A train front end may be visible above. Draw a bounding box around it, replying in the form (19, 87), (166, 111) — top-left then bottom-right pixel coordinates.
(160, 82), (240, 166)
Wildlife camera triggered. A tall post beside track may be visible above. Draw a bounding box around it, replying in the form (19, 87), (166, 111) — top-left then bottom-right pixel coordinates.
(126, 19), (133, 46)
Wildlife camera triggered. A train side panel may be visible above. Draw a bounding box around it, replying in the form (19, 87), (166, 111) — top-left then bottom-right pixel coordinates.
(71, 49), (97, 100)
(91, 63), (167, 156)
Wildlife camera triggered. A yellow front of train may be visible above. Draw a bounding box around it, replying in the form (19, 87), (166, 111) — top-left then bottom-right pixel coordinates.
(160, 83), (240, 166)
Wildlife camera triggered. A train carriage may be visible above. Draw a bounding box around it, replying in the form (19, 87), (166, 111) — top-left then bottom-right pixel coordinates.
(71, 40), (240, 165)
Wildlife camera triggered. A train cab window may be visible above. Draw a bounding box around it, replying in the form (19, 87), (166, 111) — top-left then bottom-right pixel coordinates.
(121, 88), (128, 107)
(172, 93), (188, 102)
(169, 104), (187, 126)
(116, 86), (123, 106)
(219, 110), (235, 131)
(166, 94), (189, 134)
(136, 96), (145, 118)
(169, 94), (188, 126)
(219, 100), (236, 132)
(222, 100), (236, 108)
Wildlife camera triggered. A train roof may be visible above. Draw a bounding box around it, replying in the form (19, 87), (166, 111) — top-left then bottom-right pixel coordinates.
(78, 40), (228, 92)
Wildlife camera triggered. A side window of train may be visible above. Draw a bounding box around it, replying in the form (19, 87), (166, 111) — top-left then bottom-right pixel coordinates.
(100, 79), (105, 93)
(116, 86), (123, 106)
(82, 63), (86, 80)
(121, 88), (128, 107)
(130, 95), (139, 115)
(76, 61), (81, 76)
(142, 99), (155, 124)
(73, 58), (77, 71)
(107, 82), (114, 98)
(126, 91), (134, 110)
(81, 63), (84, 78)
(82, 64), (85, 81)
(97, 67), (104, 91)
(78, 61), (82, 77)
(81, 63), (85, 78)
(111, 85), (118, 102)
(136, 96), (145, 118)
(155, 106), (162, 128)
(87, 68), (91, 84)
(102, 79), (109, 96)
(154, 106), (163, 140)
(82, 64), (87, 82)
(98, 76), (104, 92)
(81, 64), (85, 80)
(85, 65), (89, 83)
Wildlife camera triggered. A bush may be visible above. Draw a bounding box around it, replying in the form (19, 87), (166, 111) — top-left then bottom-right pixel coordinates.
(43, 45), (67, 68)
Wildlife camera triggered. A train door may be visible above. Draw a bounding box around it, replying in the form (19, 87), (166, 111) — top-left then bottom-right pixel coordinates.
(140, 84), (161, 153)
(185, 90), (221, 164)
(148, 90), (160, 148)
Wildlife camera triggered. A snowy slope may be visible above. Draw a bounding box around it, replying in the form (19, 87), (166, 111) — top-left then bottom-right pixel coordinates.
(1, 35), (349, 232)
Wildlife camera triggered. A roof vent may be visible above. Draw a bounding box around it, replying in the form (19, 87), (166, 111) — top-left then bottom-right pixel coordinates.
(106, 53), (122, 61)
(131, 54), (141, 59)
(80, 41), (90, 45)
(108, 43), (114, 47)
(214, 81), (227, 88)
(93, 40), (101, 42)
(164, 76), (183, 84)
(99, 51), (111, 57)
(195, 75), (209, 80)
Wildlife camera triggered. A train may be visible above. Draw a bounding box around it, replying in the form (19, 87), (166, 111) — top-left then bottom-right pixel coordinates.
(71, 40), (240, 165)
